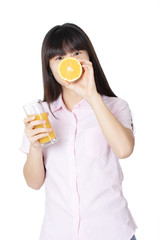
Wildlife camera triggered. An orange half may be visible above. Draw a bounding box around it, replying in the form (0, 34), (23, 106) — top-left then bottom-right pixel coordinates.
(58, 57), (82, 82)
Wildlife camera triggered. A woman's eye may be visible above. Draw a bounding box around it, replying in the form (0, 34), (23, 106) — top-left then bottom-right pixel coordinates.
(55, 56), (63, 60)
(73, 51), (81, 56)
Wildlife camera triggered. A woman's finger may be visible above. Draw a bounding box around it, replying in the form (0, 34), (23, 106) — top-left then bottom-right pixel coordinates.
(25, 127), (52, 141)
(81, 64), (90, 70)
(32, 127), (52, 136)
(24, 116), (35, 125)
(29, 119), (46, 128)
(30, 133), (50, 143)
(78, 58), (92, 65)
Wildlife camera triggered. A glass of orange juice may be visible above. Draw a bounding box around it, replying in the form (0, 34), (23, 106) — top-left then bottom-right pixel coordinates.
(23, 99), (56, 147)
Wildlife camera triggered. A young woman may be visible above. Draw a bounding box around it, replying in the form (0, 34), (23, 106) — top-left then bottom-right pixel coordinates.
(20, 23), (137, 240)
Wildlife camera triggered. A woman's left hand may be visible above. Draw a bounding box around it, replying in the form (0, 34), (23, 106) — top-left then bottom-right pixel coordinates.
(65, 59), (98, 101)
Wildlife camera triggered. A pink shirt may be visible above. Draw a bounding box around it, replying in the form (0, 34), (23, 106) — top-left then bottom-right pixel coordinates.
(20, 94), (137, 240)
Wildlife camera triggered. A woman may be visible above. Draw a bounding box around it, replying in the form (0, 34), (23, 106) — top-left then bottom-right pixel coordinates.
(20, 23), (137, 240)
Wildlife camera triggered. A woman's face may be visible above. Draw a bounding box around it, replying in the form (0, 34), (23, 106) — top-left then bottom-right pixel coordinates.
(49, 50), (89, 87)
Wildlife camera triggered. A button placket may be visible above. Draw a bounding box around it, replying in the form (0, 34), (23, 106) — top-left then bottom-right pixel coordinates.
(68, 111), (81, 239)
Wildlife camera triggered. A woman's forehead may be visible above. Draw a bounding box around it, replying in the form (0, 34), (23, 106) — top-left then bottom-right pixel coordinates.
(51, 40), (82, 57)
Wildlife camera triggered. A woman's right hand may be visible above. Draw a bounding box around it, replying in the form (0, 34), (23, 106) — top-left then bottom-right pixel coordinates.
(24, 113), (52, 149)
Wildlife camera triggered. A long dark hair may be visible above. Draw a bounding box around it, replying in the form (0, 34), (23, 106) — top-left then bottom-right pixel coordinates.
(41, 23), (117, 110)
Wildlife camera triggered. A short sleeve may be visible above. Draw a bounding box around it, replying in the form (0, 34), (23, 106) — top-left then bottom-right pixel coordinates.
(19, 132), (30, 154)
(113, 99), (134, 132)
(103, 96), (134, 133)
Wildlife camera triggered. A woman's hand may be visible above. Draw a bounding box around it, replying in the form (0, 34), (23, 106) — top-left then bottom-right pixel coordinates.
(24, 113), (52, 149)
(65, 59), (98, 101)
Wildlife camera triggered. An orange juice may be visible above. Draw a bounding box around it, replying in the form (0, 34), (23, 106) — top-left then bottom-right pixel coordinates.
(28, 112), (56, 144)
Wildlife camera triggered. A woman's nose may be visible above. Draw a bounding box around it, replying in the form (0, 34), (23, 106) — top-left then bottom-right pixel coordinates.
(65, 53), (73, 58)
(64, 52), (78, 59)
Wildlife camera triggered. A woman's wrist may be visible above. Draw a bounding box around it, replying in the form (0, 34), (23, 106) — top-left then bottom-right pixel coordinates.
(86, 91), (102, 107)
(30, 143), (42, 152)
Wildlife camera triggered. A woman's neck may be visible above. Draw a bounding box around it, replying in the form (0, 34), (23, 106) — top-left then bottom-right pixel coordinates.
(62, 88), (83, 112)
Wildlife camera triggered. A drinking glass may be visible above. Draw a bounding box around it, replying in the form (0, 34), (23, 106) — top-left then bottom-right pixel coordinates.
(23, 99), (56, 147)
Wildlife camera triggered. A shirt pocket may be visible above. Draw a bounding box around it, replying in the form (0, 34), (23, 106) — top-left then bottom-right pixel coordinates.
(84, 126), (109, 159)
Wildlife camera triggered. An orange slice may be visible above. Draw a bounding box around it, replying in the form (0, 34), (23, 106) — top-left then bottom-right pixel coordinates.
(58, 57), (82, 82)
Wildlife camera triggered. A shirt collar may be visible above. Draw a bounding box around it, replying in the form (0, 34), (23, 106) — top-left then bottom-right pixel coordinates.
(51, 94), (64, 113)
(51, 93), (108, 113)
(51, 93), (89, 113)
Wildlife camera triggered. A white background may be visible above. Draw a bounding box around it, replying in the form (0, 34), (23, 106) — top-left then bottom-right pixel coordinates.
(0, 0), (159, 239)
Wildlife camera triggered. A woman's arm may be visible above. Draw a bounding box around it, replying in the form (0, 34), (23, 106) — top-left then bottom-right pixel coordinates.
(66, 58), (134, 159)
(88, 92), (134, 159)
(23, 145), (45, 190)
(23, 115), (51, 189)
